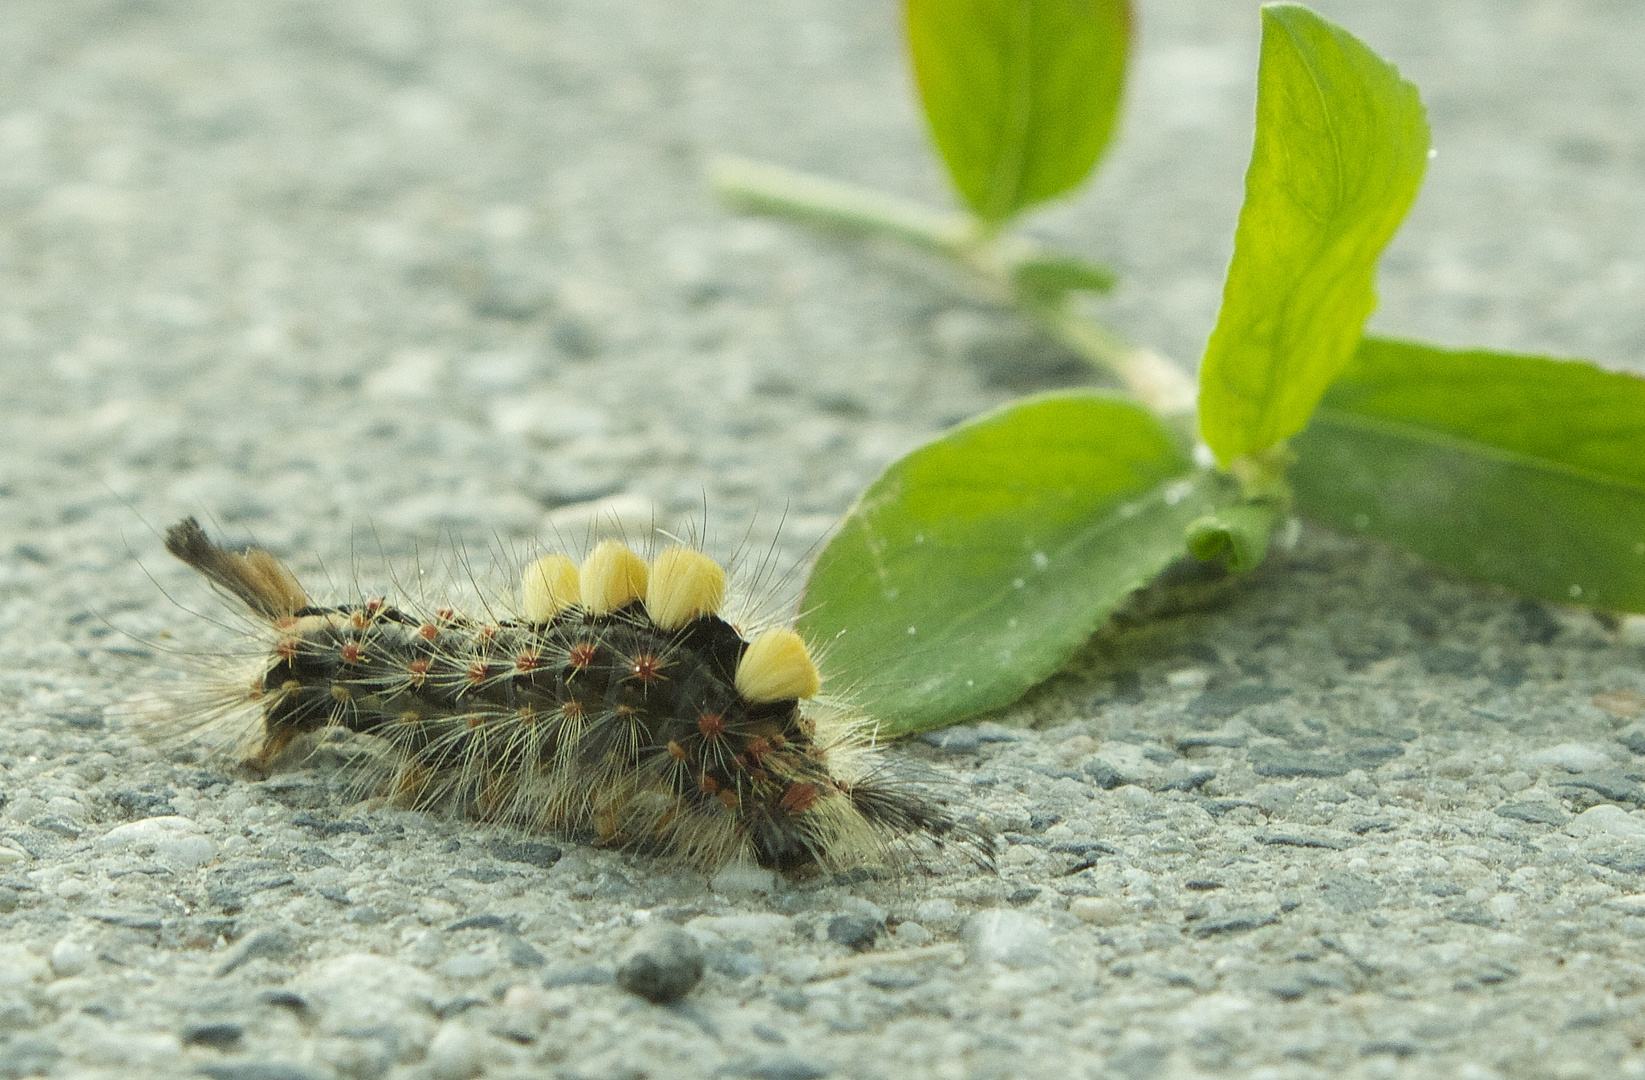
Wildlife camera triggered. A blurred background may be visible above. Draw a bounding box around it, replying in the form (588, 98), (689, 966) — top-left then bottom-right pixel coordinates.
(0, 0), (1640, 580)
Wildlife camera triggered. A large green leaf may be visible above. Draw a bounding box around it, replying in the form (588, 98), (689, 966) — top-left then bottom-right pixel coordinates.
(906, 0), (1131, 224)
(799, 392), (1241, 734)
(1198, 4), (1430, 465)
(1292, 336), (1645, 612)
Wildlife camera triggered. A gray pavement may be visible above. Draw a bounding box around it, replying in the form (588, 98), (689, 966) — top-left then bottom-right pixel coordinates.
(2, 2), (1644, 1078)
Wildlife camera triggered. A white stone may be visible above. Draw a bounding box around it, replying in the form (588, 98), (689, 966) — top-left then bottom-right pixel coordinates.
(297, 954), (440, 1036)
(1569, 804), (1645, 839)
(69, 1015), (183, 1069)
(892, 921), (932, 947)
(155, 833), (217, 868)
(0, 841), (29, 865)
(1113, 784), (1154, 808)
(1174, 993), (1254, 1030)
(1524, 743), (1612, 773)
(840, 896), (887, 923)
(425, 1022), (486, 1080)
(97, 815), (202, 849)
(1082, 744), (1161, 787)
(685, 913), (793, 945)
(4, 797), (45, 823)
(913, 898), (958, 925)
(44, 796), (88, 822)
(489, 392), (606, 441)
(0, 945), (49, 989)
(1166, 667), (1211, 691)
(49, 938), (94, 978)
(1001, 844), (1042, 868)
(1069, 898), (1127, 925)
(442, 951), (497, 979)
(708, 861), (777, 896)
(964, 910), (1055, 969)
(51, 877), (88, 900)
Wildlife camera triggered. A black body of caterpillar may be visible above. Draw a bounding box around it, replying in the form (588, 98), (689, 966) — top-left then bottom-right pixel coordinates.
(162, 518), (989, 873)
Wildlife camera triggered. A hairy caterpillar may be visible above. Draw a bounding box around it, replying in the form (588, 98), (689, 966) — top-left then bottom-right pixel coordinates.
(156, 518), (989, 874)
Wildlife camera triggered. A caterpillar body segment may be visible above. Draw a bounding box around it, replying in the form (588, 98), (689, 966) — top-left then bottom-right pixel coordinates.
(161, 518), (990, 874)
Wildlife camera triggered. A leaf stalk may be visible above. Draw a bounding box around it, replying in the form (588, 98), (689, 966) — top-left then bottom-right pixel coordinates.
(708, 154), (1198, 420)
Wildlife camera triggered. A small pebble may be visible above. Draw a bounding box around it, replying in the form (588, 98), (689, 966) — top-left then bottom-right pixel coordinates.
(1069, 898), (1126, 925)
(49, 937), (94, 978)
(709, 862), (777, 895)
(1569, 804), (1645, 838)
(1524, 743), (1612, 773)
(425, 1021), (485, 1080)
(891, 921), (931, 947)
(181, 1022), (244, 1049)
(826, 913), (882, 951)
(964, 909), (1054, 969)
(0, 887), (19, 913)
(615, 923), (705, 1004)
(912, 898), (958, 926)
(215, 928), (295, 976)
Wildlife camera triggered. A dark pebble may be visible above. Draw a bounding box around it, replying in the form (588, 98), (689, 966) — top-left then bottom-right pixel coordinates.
(446, 914), (515, 932)
(1494, 801), (1568, 825)
(825, 913), (882, 952)
(723, 1054), (828, 1080)
(1555, 771), (1645, 806)
(258, 991), (311, 1016)
(770, 989), (808, 1012)
(290, 814), (370, 836)
(182, 1022), (245, 1049)
(90, 911), (164, 931)
(615, 924), (704, 1004)
(1190, 910), (1280, 938)
(486, 840), (563, 868)
(107, 790), (177, 819)
(506, 937), (546, 969)
(1027, 810), (1062, 830)
(1359, 1041), (1418, 1059)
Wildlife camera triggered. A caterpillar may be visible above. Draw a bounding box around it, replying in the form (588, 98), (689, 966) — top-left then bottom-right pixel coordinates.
(156, 517), (989, 875)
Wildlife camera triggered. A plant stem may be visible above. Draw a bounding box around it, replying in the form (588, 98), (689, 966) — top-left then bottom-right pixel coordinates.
(1034, 299), (1199, 418)
(706, 156), (972, 256)
(707, 154), (1199, 420)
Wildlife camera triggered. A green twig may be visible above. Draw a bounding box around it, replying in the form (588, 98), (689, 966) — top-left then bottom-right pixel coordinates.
(708, 154), (1199, 420)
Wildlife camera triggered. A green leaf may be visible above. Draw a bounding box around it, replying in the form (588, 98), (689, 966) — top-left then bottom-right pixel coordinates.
(1198, 4), (1430, 465)
(1291, 336), (1645, 612)
(1186, 502), (1282, 573)
(799, 391), (1241, 734)
(906, 0), (1131, 223)
(1010, 253), (1118, 305)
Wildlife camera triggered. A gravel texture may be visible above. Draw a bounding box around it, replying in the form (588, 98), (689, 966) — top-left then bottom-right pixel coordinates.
(3, 1), (1645, 1078)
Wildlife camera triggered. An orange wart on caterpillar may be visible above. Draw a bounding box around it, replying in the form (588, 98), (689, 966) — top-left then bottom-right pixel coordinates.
(154, 517), (990, 874)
